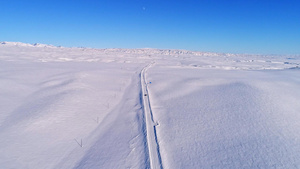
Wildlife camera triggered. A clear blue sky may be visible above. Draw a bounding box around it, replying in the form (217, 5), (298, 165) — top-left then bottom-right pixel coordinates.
(1, 0), (299, 54)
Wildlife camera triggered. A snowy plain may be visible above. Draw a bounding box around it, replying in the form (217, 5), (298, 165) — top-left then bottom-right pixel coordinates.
(0, 42), (300, 168)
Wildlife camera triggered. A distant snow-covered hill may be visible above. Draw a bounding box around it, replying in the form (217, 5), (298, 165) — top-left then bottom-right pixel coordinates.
(1, 41), (57, 48)
(0, 41), (299, 70)
(0, 41), (249, 57)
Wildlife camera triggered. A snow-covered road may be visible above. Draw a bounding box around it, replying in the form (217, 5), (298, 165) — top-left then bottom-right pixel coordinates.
(141, 63), (163, 169)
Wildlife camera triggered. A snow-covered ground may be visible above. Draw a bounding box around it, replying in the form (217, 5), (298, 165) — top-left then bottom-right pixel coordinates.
(0, 42), (299, 168)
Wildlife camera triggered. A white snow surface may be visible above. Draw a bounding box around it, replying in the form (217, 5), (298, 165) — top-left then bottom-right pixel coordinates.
(0, 42), (300, 168)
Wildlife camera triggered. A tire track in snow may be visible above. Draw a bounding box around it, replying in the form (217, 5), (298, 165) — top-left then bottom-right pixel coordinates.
(141, 63), (163, 169)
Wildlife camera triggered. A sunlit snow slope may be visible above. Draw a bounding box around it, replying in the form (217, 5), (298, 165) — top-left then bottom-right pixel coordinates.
(0, 42), (299, 168)
(147, 67), (300, 168)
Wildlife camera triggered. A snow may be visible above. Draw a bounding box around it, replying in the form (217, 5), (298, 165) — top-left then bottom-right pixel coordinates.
(0, 42), (300, 168)
(147, 67), (300, 168)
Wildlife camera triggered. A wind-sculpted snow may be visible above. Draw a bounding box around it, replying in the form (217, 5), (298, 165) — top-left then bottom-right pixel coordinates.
(147, 67), (300, 168)
(0, 42), (300, 168)
(0, 61), (148, 168)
